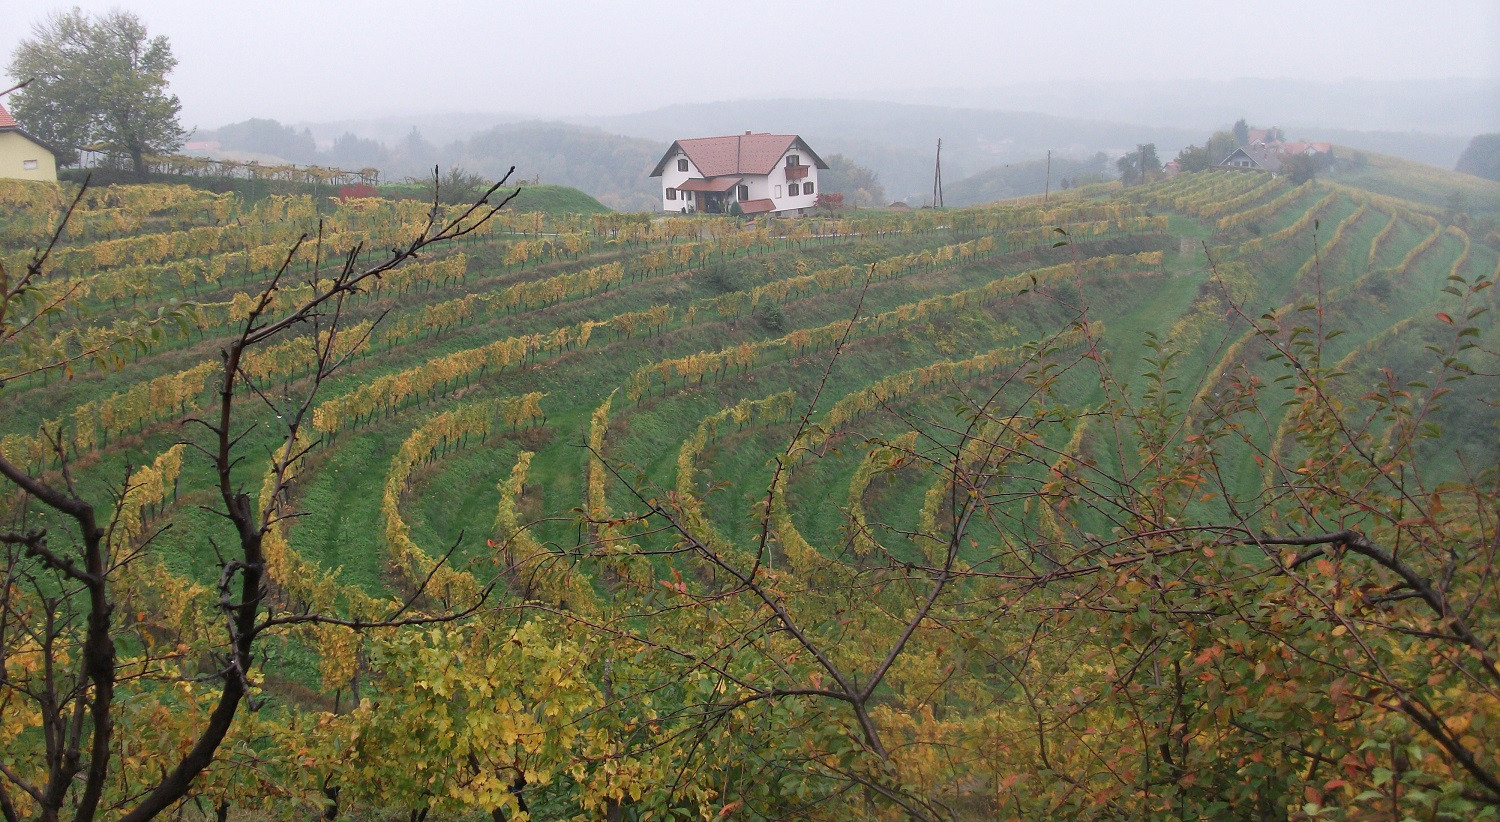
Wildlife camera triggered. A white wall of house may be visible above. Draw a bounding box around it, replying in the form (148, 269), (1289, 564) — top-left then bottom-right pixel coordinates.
(659, 150), (701, 211)
(0, 132), (57, 182)
(740, 174), (771, 201)
(767, 146), (819, 215)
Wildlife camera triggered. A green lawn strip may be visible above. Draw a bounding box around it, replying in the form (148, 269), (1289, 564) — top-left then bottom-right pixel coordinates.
(1218, 184), (1331, 243)
(403, 438), (525, 583)
(271, 249), (1027, 584)
(654, 277), (1156, 563)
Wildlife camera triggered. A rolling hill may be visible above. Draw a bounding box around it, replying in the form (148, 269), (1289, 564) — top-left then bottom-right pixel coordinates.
(2, 167), (1495, 817)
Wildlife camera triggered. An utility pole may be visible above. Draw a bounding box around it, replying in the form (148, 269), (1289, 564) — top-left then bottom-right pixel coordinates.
(931, 138), (944, 208)
(1045, 149), (1052, 204)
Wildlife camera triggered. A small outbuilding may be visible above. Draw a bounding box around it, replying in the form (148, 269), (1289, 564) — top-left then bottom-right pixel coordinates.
(0, 102), (58, 182)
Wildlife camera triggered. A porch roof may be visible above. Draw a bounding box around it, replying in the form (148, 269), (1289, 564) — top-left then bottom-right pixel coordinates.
(675, 176), (741, 193)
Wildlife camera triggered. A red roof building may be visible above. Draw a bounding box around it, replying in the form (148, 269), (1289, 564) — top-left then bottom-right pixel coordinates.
(1218, 131), (1334, 174)
(0, 101), (59, 182)
(650, 132), (829, 216)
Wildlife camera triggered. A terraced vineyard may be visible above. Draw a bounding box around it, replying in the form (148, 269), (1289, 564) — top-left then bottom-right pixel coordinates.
(2, 171), (1496, 819)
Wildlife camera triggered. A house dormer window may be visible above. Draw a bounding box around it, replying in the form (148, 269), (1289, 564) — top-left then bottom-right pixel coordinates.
(677, 158), (688, 172)
(786, 155), (800, 167)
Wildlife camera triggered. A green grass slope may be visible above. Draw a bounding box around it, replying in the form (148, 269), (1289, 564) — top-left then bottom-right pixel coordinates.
(3, 168), (1496, 815)
(4, 172), (1493, 590)
(1329, 146), (1500, 213)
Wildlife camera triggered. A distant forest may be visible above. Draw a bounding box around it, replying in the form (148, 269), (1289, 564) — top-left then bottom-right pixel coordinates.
(193, 94), (1491, 212)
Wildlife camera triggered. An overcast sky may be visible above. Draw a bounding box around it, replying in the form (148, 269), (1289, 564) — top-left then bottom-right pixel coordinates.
(3, 0), (1497, 130)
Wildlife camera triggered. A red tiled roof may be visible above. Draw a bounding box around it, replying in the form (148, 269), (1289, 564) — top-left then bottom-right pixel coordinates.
(675, 176), (741, 193)
(685, 134), (790, 176)
(737, 198), (776, 215)
(0, 101), (58, 154)
(650, 132), (828, 177)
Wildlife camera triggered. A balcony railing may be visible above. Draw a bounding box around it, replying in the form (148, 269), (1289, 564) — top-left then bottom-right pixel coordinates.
(784, 164), (809, 180)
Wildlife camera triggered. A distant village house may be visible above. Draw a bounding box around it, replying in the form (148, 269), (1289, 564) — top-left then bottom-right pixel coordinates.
(651, 132), (828, 216)
(1219, 144), (1285, 173)
(1218, 128), (1333, 174)
(0, 102), (58, 183)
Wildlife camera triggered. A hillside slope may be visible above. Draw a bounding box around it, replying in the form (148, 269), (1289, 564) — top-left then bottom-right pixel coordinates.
(2, 172), (1494, 817)
(1328, 146), (1500, 213)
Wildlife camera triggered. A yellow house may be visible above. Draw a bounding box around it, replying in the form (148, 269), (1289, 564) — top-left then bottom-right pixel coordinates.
(0, 102), (58, 182)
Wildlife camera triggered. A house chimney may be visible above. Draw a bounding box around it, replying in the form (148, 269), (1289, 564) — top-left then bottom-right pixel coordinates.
(745, 131), (752, 135)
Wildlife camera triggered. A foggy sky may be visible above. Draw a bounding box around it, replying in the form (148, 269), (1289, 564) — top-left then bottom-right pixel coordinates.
(2, 0), (1497, 130)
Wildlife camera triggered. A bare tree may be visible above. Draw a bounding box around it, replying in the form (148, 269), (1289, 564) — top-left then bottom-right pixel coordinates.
(0, 169), (516, 821)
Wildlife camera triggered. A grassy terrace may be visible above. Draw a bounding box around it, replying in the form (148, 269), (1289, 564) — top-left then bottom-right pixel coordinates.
(4, 172), (1494, 598)
(4, 165), (1498, 817)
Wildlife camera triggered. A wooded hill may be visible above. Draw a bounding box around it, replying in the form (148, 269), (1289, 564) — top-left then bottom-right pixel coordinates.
(1, 169), (1496, 819)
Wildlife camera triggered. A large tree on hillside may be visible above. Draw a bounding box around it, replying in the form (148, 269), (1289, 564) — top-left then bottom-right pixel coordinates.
(1174, 143), (1212, 172)
(7, 9), (186, 178)
(820, 153), (887, 208)
(209, 118), (319, 164)
(1116, 142), (1160, 185)
(1206, 129), (1238, 165)
(1455, 133), (1500, 182)
(1233, 117), (1250, 146)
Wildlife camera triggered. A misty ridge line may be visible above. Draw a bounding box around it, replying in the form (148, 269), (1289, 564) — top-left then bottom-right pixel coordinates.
(183, 82), (1496, 211)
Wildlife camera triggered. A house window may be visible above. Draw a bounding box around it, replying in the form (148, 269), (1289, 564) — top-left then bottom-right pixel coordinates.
(786, 155), (800, 167)
(775, 184), (782, 198)
(666, 188), (677, 200)
(788, 183), (800, 196)
(677, 158), (688, 172)
(804, 181), (814, 195)
(738, 185), (749, 201)
(23, 159), (39, 170)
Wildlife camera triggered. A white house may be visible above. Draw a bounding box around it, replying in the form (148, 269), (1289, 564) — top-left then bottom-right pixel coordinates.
(0, 102), (58, 183)
(1218, 144), (1283, 173)
(649, 132), (829, 217)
